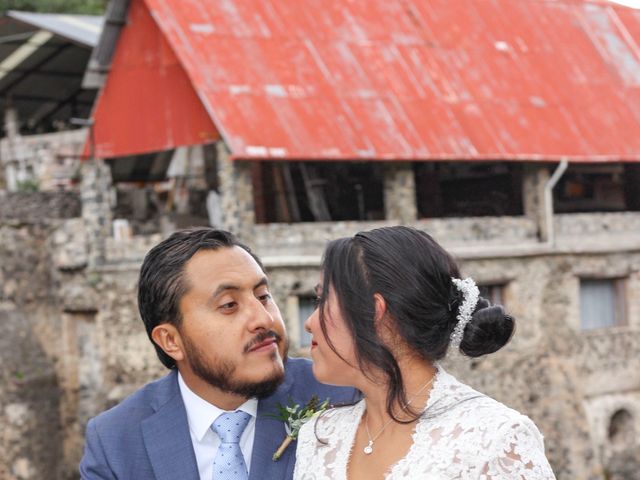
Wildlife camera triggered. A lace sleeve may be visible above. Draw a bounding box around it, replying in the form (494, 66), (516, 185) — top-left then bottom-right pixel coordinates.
(481, 416), (556, 480)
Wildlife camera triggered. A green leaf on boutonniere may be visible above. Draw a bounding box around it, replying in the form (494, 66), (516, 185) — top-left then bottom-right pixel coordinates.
(269, 395), (330, 461)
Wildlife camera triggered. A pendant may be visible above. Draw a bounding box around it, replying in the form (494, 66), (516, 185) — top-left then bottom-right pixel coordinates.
(363, 441), (373, 455)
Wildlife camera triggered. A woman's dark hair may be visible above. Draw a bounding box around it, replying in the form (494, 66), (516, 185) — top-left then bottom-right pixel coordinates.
(137, 227), (263, 369)
(318, 225), (514, 422)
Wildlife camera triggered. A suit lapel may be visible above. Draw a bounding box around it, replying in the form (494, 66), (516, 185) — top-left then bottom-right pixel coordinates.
(249, 376), (295, 480)
(141, 371), (200, 480)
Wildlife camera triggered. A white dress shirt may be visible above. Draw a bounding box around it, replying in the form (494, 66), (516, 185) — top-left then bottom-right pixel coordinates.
(178, 373), (258, 480)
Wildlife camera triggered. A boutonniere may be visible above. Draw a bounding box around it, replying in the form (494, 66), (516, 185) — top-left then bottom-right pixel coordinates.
(269, 395), (330, 461)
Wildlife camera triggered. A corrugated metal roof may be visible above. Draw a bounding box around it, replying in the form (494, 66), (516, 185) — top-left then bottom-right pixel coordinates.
(94, 0), (640, 161)
(6, 11), (103, 47)
(88, 0), (219, 158)
(0, 11), (103, 135)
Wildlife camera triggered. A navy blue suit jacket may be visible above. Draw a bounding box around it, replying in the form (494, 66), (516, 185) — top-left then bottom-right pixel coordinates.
(80, 357), (357, 479)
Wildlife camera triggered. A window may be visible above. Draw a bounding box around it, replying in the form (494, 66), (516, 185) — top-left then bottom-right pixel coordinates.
(579, 278), (626, 330)
(414, 162), (523, 218)
(253, 162), (384, 223)
(297, 296), (316, 347)
(554, 164), (640, 213)
(608, 409), (636, 448)
(479, 284), (505, 306)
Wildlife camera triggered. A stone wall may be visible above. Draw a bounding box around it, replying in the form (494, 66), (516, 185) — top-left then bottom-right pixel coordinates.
(4, 156), (640, 479)
(555, 212), (640, 237)
(383, 162), (417, 223)
(0, 163), (114, 480)
(264, 245), (640, 480)
(0, 191), (81, 222)
(454, 252), (640, 479)
(249, 215), (539, 261)
(71, 213), (640, 478)
(244, 211), (640, 478)
(0, 128), (86, 192)
(0, 223), (65, 479)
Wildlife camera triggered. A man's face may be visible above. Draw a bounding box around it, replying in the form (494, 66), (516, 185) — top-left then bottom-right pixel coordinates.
(176, 246), (288, 398)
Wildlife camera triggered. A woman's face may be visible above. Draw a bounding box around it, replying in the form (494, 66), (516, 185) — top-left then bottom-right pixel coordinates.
(304, 280), (360, 386)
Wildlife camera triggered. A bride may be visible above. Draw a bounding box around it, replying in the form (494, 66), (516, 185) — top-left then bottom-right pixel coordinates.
(294, 226), (555, 479)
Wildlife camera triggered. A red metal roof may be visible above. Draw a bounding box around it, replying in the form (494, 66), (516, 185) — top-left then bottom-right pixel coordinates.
(92, 0), (640, 161)
(90, 0), (219, 158)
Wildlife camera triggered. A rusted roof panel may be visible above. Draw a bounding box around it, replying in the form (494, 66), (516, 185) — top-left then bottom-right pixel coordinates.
(106, 0), (640, 161)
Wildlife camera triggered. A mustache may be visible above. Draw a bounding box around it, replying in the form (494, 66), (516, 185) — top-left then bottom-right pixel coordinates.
(243, 330), (282, 353)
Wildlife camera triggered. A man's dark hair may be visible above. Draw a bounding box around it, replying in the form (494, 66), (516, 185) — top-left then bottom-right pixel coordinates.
(138, 228), (264, 369)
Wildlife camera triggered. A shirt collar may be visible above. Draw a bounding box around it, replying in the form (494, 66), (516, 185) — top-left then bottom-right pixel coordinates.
(178, 372), (259, 442)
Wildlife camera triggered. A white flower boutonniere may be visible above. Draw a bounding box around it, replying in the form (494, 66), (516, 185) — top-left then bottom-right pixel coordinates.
(269, 395), (330, 461)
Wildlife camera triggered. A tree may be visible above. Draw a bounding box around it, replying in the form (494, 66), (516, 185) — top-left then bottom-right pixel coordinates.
(0, 0), (108, 15)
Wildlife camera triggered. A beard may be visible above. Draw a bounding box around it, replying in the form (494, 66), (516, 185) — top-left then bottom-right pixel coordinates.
(181, 330), (288, 399)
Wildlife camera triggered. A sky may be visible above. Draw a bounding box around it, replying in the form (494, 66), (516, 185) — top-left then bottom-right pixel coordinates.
(609, 0), (640, 8)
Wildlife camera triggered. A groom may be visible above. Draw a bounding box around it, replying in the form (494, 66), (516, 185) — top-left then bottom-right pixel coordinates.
(80, 228), (356, 479)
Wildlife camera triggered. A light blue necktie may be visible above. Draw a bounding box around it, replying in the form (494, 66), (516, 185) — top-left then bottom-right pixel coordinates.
(211, 410), (252, 480)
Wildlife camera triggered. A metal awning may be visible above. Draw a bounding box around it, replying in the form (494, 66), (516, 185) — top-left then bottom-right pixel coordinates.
(5, 11), (103, 47)
(90, 0), (640, 162)
(0, 11), (103, 135)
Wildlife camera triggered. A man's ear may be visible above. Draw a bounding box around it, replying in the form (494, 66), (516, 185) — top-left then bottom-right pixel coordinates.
(151, 323), (185, 363)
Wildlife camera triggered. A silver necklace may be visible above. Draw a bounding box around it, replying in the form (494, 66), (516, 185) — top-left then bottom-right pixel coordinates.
(362, 375), (436, 455)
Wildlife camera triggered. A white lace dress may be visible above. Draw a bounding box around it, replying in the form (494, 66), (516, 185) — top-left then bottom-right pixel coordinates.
(294, 368), (556, 479)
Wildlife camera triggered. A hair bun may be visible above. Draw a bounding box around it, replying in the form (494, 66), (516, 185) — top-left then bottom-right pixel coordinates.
(459, 300), (514, 358)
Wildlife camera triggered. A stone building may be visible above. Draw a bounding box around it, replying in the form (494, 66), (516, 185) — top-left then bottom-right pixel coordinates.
(3, 0), (640, 479)
(4, 149), (640, 480)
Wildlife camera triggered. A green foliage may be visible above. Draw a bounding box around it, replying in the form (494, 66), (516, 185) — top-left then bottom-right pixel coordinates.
(87, 272), (102, 287)
(16, 178), (39, 192)
(268, 395), (330, 439)
(0, 0), (108, 15)
(268, 395), (330, 461)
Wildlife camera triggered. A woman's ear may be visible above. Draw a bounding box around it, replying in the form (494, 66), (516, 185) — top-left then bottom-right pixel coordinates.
(374, 293), (396, 340)
(151, 323), (185, 363)
(373, 293), (405, 351)
(373, 293), (387, 323)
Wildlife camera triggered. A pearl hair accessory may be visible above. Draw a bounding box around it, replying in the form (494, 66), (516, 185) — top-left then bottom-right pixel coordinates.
(449, 277), (480, 349)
